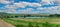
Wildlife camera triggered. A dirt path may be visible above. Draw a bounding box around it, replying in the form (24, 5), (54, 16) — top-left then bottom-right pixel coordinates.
(0, 19), (15, 27)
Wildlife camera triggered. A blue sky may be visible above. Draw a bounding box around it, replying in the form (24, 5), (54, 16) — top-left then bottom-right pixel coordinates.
(0, 0), (60, 14)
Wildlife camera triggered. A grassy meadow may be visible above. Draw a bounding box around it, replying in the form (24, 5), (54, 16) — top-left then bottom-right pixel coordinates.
(2, 17), (60, 27)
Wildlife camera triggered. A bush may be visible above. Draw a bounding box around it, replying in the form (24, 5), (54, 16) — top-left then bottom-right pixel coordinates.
(28, 22), (33, 27)
(56, 25), (60, 27)
(42, 22), (53, 27)
(35, 23), (39, 27)
(15, 24), (26, 27)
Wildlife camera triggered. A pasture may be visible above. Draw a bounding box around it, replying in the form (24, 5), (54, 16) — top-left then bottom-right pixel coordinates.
(2, 17), (60, 27)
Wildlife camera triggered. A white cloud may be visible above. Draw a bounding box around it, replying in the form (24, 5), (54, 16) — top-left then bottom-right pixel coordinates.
(5, 5), (15, 9)
(30, 11), (40, 14)
(7, 9), (16, 13)
(54, 0), (60, 4)
(3, 2), (41, 14)
(17, 8), (40, 14)
(0, 9), (16, 13)
(0, 0), (14, 4)
(37, 6), (60, 14)
(14, 2), (41, 8)
(28, 3), (41, 7)
(4, 2), (41, 9)
(42, 0), (51, 4)
(41, 0), (56, 5)
(0, 0), (60, 14)
(37, 7), (46, 10)
(14, 2), (27, 8)
(18, 8), (33, 14)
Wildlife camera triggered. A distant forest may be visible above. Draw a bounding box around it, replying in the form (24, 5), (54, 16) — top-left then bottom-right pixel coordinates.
(0, 12), (60, 18)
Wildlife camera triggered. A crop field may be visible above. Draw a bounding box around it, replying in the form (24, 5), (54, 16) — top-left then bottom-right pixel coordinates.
(2, 17), (60, 27)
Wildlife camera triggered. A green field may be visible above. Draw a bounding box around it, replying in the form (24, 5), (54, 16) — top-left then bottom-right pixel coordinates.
(2, 18), (60, 27)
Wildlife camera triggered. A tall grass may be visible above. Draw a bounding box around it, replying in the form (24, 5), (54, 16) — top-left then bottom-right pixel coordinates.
(2, 18), (60, 27)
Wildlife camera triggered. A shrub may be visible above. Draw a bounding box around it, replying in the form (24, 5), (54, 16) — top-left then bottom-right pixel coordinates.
(28, 22), (33, 27)
(42, 22), (53, 27)
(56, 25), (60, 27)
(35, 23), (39, 27)
(15, 24), (26, 27)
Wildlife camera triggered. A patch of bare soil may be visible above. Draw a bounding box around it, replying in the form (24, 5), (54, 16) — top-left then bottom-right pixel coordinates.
(0, 19), (15, 27)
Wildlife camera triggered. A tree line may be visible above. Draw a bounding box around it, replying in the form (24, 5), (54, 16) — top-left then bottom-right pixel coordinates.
(0, 12), (60, 18)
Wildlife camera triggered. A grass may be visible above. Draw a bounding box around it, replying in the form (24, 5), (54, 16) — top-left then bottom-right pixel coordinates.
(2, 18), (60, 27)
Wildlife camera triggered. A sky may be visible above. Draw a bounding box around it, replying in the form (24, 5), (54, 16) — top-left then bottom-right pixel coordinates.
(0, 0), (60, 14)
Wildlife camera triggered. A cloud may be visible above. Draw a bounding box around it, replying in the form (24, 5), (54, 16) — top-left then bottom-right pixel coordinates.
(0, 0), (14, 4)
(37, 6), (60, 14)
(7, 9), (16, 13)
(17, 8), (40, 14)
(4, 2), (41, 9)
(30, 11), (40, 14)
(0, 0), (60, 14)
(41, 0), (59, 5)
(18, 8), (33, 14)
(42, 0), (51, 4)
(2, 2), (41, 14)
(5, 5), (16, 9)
(14, 2), (41, 8)
(54, 0), (60, 4)
(28, 3), (41, 7)
(0, 9), (16, 13)
(14, 2), (27, 8)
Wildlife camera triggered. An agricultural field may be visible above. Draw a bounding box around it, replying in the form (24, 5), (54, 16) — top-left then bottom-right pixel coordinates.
(2, 17), (60, 27)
